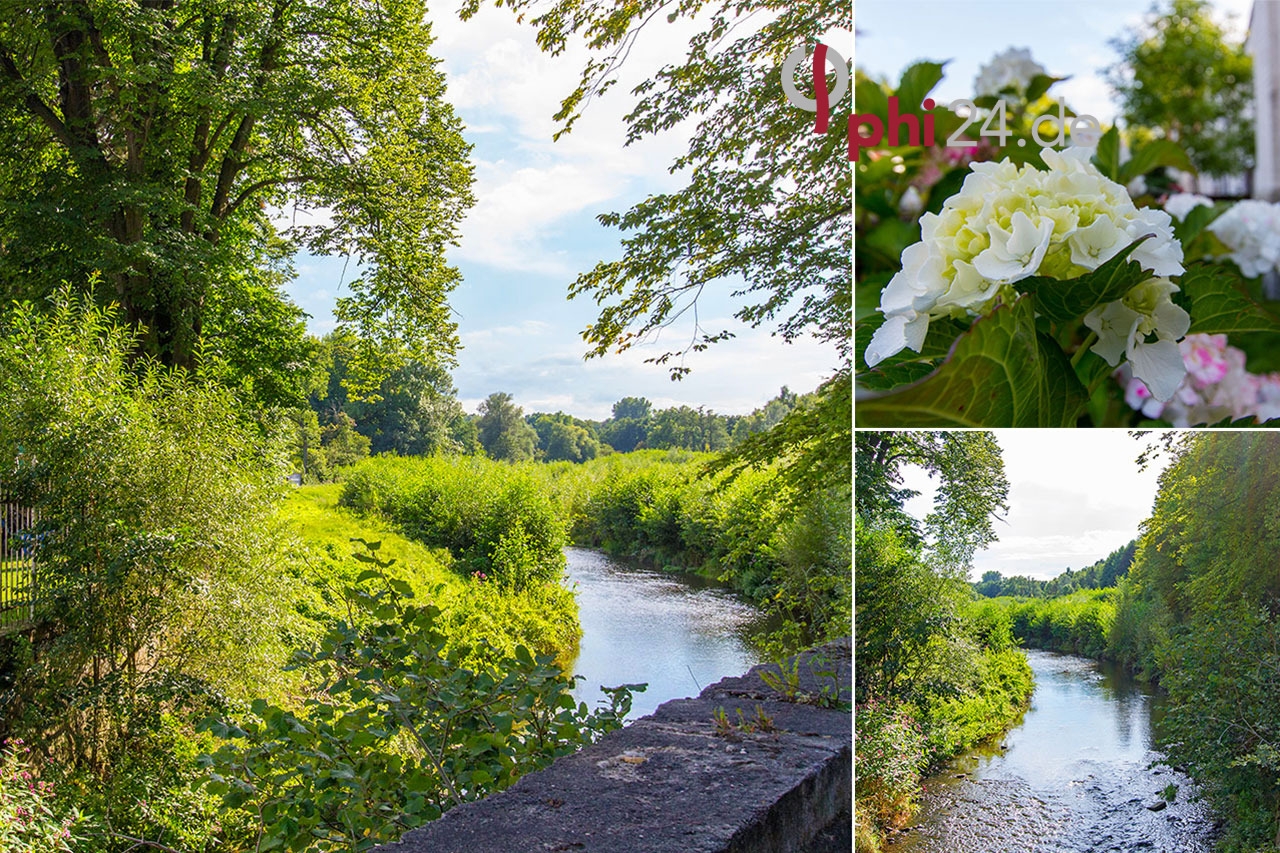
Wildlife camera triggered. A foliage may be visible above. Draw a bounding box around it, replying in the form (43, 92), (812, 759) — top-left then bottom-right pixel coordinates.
(973, 540), (1136, 598)
(477, 392), (540, 463)
(853, 519), (1032, 849)
(340, 456), (569, 593)
(201, 542), (632, 852)
(528, 413), (602, 463)
(463, 0), (849, 374)
(1106, 0), (1254, 177)
(0, 293), (300, 850)
(279, 484), (581, 666)
(993, 589), (1118, 660)
(855, 431), (1009, 572)
(1103, 433), (1280, 847)
(0, 0), (473, 393)
(313, 332), (476, 457)
(854, 521), (973, 701)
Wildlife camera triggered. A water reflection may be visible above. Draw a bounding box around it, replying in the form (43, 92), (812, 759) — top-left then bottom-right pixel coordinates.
(564, 547), (766, 719)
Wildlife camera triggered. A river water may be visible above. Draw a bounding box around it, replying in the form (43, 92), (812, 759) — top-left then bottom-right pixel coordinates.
(563, 547), (767, 719)
(886, 649), (1219, 853)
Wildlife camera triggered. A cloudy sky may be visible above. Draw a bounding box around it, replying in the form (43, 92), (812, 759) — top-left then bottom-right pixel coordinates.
(280, 5), (850, 420)
(853, 0), (1255, 123)
(900, 431), (1173, 581)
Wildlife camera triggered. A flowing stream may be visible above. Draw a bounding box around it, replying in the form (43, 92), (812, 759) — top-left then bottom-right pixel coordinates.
(563, 546), (767, 719)
(886, 649), (1219, 853)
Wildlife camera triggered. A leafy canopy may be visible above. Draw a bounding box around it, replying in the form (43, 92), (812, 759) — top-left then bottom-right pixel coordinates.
(0, 0), (473, 397)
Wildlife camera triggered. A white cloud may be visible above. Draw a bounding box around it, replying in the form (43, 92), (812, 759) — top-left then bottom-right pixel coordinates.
(899, 430), (1169, 581)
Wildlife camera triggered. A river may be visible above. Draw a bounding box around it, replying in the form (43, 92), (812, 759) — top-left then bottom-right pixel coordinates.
(563, 546), (767, 719)
(886, 649), (1219, 853)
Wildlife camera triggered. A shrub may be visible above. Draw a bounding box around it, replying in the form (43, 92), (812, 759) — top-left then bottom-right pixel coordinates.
(201, 543), (632, 852)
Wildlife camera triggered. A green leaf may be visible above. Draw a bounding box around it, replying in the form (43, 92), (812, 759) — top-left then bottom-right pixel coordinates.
(857, 360), (938, 391)
(1025, 73), (1067, 102)
(1173, 202), (1220, 246)
(1181, 263), (1280, 334)
(896, 61), (947, 114)
(854, 77), (888, 118)
(1013, 236), (1153, 322)
(1119, 139), (1195, 184)
(1093, 126), (1121, 182)
(855, 295), (1088, 426)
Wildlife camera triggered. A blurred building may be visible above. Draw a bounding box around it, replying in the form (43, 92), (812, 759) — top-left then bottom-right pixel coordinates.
(1250, 0), (1280, 201)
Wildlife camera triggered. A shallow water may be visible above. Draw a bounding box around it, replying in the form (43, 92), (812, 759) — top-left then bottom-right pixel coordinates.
(564, 547), (767, 719)
(885, 649), (1218, 853)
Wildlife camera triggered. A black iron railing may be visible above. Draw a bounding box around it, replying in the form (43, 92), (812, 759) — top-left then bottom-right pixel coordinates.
(0, 500), (36, 629)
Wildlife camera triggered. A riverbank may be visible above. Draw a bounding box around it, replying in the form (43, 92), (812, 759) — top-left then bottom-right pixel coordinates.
(885, 650), (1217, 853)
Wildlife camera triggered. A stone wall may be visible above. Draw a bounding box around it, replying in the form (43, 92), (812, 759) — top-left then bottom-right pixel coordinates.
(373, 640), (852, 853)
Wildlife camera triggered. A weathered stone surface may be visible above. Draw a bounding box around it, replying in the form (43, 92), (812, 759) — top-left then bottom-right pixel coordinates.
(373, 640), (851, 853)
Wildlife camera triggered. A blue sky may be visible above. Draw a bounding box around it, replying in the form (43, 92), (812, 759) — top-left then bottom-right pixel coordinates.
(854, 0), (1254, 122)
(280, 6), (846, 420)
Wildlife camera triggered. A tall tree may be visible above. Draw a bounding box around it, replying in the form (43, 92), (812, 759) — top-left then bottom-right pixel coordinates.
(476, 392), (538, 462)
(1106, 0), (1253, 177)
(0, 0), (473, 388)
(601, 396), (651, 452)
(856, 431), (1010, 572)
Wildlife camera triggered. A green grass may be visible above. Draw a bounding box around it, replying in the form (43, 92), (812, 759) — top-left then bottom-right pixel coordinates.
(279, 485), (581, 668)
(0, 559), (32, 629)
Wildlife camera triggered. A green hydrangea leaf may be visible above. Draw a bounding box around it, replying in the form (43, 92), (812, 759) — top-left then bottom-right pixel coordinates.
(856, 295), (1087, 426)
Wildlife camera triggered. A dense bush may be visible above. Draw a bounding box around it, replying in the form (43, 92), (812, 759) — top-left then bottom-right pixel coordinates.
(0, 294), (297, 850)
(996, 589), (1118, 659)
(855, 521), (1032, 849)
(340, 456), (567, 592)
(1111, 433), (1280, 850)
(280, 485), (580, 666)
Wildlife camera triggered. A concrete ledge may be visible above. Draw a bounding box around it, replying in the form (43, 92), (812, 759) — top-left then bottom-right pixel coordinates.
(375, 640), (852, 853)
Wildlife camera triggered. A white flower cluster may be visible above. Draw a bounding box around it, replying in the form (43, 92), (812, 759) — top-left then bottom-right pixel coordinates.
(1163, 192), (1213, 221)
(1120, 333), (1280, 426)
(974, 47), (1047, 98)
(865, 147), (1188, 399)
(1206, 199), (1280, 277)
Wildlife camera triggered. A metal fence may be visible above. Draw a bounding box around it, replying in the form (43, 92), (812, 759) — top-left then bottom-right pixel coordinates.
(0, 500), (36, 629)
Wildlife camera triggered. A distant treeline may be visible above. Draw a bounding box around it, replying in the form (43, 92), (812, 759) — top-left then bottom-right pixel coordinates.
(291, 332), (809, 480)
(971, 540), (1137, 599)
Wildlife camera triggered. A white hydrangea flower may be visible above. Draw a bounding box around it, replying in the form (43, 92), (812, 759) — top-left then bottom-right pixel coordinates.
(1163, 192), (1213, 221)
(974, 47), (1047, 98)
(865, 147), (1187, 393)
(1084, 278), (1190, 402)
(1206, 199), (1280, 277)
